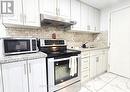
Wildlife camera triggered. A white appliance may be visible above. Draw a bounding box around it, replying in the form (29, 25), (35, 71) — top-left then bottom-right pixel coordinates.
(110, 6), (130, 78)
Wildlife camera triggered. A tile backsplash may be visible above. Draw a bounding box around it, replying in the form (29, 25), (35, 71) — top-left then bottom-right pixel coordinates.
(5, 26), (108, 48)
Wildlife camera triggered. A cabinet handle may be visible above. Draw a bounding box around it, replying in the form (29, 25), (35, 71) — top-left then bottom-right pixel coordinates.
(20, 14), (23, 23)
(96, 57), (99, 62)
(24, 64), (26, 75)
(24, 15), (26, 23)
(58, 8), (60, 15)
(87, 25), (90, 30)
(94, 27), (96, 31)
(83, 67), (88, 70)
(56, 8), (58, 15)
(29, 63), (31, 73)
(84, 60), (88, 62)
(83, 75), (89, 78)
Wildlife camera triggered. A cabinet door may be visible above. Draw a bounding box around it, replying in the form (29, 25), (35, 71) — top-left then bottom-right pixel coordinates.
(90, 56), (97, 78)
(2, 61), (28, 92)
(102, 52), (108, 72)
(23, 0), (40, 27)
(94, 9), (100, 31)
(28, 58), (47, 92)
(58, 0), (70, 19)
(71, 0), (81, 30)
(2, 0), (23, 26)
(0, 65), (3, 92)
(96, 55), (103, 76)
(40, 0), (57, 16)
(88, 6), (95, 31)
(81, 3), (89, 31)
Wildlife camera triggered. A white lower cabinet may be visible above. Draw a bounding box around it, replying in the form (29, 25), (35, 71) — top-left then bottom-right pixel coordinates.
(28, 58), (47, 92)
(81, 49), (108, 82)
(96, 55), (103, 76)
(0, 65), (3, 92)
(2, 61), (28, 92)
(1, 58), (47, 92)
(81, 51), (90, 83)
(102, 50), (108, 73)
(89, 55), (97, 79)
(90, 50), (108, 79)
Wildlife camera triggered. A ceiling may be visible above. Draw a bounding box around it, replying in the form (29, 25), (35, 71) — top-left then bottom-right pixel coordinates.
(80, 0), (129, 9)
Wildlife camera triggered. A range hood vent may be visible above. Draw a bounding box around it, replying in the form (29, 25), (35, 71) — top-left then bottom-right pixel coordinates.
(40, 14), (76, 27)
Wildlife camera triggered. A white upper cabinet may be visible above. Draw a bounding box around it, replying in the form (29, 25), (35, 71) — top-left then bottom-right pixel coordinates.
(88, 7), (100, 32)
(40, 0), (57, 16)
(0, 65), (3, 92)
(2, 61), (28, 92)
(2, 0), (40, 27)
(40, 0), (71, 19)
(28, 58), (47, 92)
(23, 0), (40, 27)
(94, 9), (100, 31)
(58, 0), (71, 19)
(88, 6), (95, 31)
(81, 3), (89, 31)
(71, 0), (81, 30)
(73, 2), (100, 32)
(2, 0), (23, 26)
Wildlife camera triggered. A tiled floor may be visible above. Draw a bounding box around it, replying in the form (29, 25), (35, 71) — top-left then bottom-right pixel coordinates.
(79, 73), (130, 92)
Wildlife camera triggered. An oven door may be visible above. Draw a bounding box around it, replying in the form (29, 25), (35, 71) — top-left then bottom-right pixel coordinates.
(47, 55), (81, 92)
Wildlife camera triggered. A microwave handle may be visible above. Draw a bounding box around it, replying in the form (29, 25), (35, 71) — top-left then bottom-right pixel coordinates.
(53, 56), (80, 62)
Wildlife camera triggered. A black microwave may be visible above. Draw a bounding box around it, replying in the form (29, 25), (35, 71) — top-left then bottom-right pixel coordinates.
(0, 38), (39, 56)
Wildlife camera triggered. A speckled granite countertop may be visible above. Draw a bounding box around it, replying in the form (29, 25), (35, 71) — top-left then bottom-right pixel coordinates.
(0, 52), (47, 64)
(71, 47), (110, 52)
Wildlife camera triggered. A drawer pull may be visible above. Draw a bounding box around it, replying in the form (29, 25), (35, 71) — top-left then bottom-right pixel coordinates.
(83, 75), (89, 78)
(83, 60), (88, 62)
(83, 67), (89, 69)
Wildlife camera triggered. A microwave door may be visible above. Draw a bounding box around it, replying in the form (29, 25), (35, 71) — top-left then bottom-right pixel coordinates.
(4, 39), (31, 54)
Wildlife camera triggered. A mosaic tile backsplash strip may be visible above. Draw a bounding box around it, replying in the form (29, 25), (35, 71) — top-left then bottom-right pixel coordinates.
(6, 26), (108, 48)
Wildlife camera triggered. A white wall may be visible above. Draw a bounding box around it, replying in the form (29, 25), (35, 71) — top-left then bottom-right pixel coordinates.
(100, 0), (130, 32)
(100, 0), (130, 47)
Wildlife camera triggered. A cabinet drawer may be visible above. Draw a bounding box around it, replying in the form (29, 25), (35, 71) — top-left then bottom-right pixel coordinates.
(81, 57), (89, 71)
(90, 50), (103, 56)
(82, 57), (89, 64)
(81, 65), (89, 71)
(81, 70), (89, 81)
(81, 51), (89, 58)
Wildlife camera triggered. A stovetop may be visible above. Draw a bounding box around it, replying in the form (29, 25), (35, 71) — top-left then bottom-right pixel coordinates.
(40, 49), (81, 58)
(38, 39), (81, 58)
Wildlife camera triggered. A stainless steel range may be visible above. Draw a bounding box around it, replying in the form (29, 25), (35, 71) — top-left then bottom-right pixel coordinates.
(38, 39), (81, 92)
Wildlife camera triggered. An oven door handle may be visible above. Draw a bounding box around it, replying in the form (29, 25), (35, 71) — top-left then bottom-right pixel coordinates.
(53, 56), (80, 62)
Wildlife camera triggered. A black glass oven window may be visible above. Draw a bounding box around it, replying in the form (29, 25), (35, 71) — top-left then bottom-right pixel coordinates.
(4, 40), (30, 53)
(54, 59), (78, 85)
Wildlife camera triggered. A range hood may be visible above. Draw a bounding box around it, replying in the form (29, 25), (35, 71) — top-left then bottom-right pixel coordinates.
(40, 14), (76, 27)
